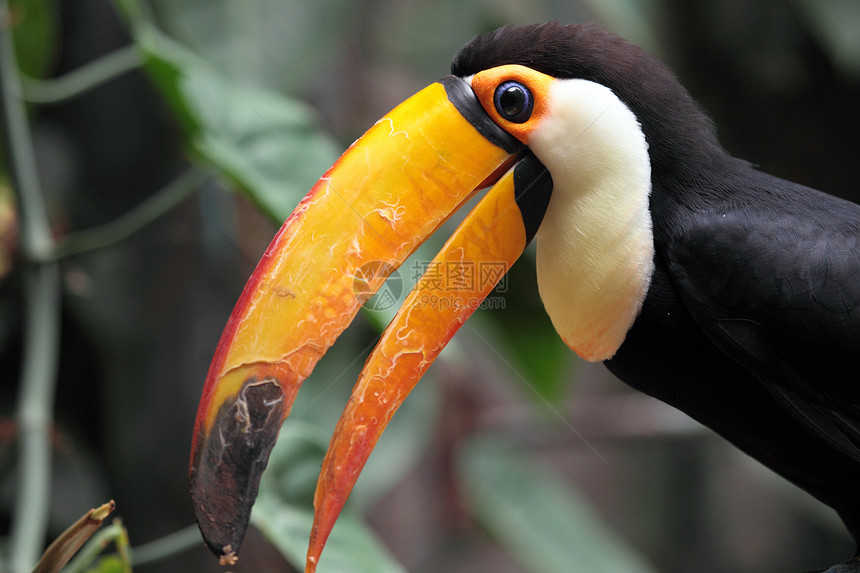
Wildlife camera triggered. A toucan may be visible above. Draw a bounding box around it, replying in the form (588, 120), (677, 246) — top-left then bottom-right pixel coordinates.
(189, 22), (860, 572)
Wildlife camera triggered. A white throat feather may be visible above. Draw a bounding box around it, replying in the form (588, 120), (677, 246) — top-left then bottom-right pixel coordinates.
(529, 79), (654, 361)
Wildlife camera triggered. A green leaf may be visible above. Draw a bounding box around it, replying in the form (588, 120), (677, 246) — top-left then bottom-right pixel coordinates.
(85, 555), (124, 573)
(251, 423), (407, 573)
(184, 72), (341, 221)
(473, 303), (573, 406)
(252, 503), (407, 573)
(458, 435), (657, 573)
(794, 0), (860, 77)
(10, 0), (58, 78)
(468, 252), (575, 407)
(148, 0), (352, 95)
(132, 22), (342, 222)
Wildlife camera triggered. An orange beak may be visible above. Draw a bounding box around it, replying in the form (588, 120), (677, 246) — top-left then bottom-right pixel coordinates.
(189, 76), (552, 569)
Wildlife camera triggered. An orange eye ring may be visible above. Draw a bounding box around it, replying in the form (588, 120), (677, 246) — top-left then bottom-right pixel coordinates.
(470, 64), (555, 144)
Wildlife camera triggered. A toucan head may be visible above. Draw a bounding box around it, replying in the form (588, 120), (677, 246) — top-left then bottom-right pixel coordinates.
(189, 22), (719, 571)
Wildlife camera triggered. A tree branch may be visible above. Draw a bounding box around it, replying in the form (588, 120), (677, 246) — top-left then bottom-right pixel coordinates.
(45, 167), (205, 261)
(0, 2), (62, 571)
(17, 45), (142, 104)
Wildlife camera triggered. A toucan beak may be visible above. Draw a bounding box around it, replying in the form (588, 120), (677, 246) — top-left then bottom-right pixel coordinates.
(189, 76), (553, 568)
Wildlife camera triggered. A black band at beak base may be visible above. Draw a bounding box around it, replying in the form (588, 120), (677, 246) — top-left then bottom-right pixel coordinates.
(440, 75), (523, 154)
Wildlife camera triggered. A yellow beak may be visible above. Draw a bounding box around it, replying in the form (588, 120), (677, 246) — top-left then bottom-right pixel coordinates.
(189, 76), (552, 568)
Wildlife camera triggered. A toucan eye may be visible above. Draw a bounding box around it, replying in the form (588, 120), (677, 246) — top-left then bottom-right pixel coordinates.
(493, 81), (533, 123)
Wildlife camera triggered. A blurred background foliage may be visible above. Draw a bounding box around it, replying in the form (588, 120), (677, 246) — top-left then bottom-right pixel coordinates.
(1, 0), (859, 572)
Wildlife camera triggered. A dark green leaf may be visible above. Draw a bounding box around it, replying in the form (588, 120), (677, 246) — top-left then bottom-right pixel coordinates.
(251, 423), (406, 573)
(148, 0), (352, 95)
(86, 555), (125, 573)
(458, 435), (657, 573)
(10, 0), (57, 78)
(469, 253), (575, 407)
(133, 23), (341, 222)
(794, 0), (860, 77)
(473, 304), (573, 405)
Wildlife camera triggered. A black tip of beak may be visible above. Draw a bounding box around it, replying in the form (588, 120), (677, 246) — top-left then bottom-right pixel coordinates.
(190, 377), (286, 561)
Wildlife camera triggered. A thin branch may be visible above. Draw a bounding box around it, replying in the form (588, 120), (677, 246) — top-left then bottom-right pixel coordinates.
(0, 2), (62, 572)
(17, 45), (143, 104)
(61, 520), (130, 573)
(44, 167), (205, 261)
(9, 264), (61, 573)
(0, 4), (51, 257)
(129, 524), (203, 567)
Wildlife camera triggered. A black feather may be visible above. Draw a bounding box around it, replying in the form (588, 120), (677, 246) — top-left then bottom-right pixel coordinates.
(454, 23), (860, 548)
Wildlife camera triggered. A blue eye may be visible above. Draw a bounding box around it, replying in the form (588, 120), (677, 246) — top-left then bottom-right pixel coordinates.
(493, 81), (533, 123)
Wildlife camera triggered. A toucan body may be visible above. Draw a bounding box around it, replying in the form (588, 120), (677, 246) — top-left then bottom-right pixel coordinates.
(190, 23), (860, 571)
